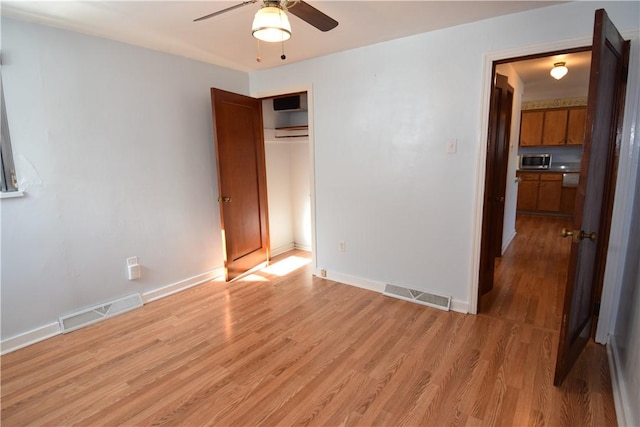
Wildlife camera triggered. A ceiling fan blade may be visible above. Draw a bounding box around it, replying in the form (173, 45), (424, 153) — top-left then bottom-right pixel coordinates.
(286, 1), (338, 32)
(193, 0), (257, 22)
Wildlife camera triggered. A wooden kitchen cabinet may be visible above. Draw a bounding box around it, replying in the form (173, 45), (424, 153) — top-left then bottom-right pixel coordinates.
(560, 186), (578, 215)
(519, 111), (544, 146)
(519, 106), (586, 147)
(567, 107), (587, 145)
(542, 110), (568, 145)
(537, 173), (563, 211)
(517, 172), (567, 215)
(516, 173), (539, 211)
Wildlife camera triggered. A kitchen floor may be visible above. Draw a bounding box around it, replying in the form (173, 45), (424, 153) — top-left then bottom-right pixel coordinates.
(481, 214), (573, 331)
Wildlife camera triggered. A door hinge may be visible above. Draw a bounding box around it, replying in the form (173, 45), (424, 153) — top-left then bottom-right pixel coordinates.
(594, 300), (601, 315)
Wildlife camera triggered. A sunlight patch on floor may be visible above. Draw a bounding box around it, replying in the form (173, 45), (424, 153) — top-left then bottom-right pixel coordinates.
(237, 274), (269, 282)
(262, 255), (311, 277)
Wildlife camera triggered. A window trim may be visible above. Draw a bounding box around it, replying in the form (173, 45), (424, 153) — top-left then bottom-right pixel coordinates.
(1, 75), (19, 193)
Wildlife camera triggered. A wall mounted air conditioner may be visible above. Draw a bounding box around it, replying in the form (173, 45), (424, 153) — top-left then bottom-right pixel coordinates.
(273, 93), (307, 111)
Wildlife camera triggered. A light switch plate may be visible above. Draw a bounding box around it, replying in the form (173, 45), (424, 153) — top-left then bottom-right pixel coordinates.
(447, 138), (457, 154)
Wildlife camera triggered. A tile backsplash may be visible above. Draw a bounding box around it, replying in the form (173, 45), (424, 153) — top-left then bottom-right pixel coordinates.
(518, 145), (582, 163)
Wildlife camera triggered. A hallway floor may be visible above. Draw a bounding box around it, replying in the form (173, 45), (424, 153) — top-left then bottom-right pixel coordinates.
(481, 214), (573, 332)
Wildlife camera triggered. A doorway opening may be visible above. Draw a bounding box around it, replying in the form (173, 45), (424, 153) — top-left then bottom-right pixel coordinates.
(210, 87), (316, 281)
(261, 92), (313, 263)
(478, 49), (592, 332)
(477, 10), (630, 386)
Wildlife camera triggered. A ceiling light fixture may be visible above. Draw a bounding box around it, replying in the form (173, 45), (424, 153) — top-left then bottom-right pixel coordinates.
(550, 62), (568, 80)
(252, 4), (291, 42)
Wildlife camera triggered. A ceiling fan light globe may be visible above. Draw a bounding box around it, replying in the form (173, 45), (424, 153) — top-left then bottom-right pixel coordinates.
(550, 63), (568, 80)
(252, 6), (292, 42)
(253, 27), (291, 42)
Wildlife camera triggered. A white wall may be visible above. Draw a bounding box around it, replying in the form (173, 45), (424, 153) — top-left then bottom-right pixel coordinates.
(607, 59), (640, 426)
(265, 141), (312, 255)
(263, 95), (291, 254)
(291, 143), (311, 250)
(610, 151), (640, 426)
(265, 142), (294, 253)
(0, 18), (248, 341)
(495, 63), (524, 253)
(250, 1), (640, 307)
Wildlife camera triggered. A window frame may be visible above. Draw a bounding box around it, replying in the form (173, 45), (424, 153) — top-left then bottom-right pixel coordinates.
(1, 76), (19, 193)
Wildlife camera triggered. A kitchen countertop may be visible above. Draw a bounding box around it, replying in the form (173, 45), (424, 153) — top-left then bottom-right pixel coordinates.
(517, 162), (581, 174)
(516, 163), (581, 187)
(517, 168), (581, 173)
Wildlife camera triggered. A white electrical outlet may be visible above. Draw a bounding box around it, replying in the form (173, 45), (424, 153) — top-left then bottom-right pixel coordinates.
(127, 257), (141, 280)
(339, 241), (346, 252)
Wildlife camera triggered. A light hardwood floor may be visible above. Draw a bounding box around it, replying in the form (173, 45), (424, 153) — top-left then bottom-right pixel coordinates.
(481, 214), (574, 331)
(2, 243), (615, 426)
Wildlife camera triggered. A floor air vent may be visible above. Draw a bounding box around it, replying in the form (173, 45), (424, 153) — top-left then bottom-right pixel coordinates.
(383, 284), (451, 311)
(59, 294), (143, 333)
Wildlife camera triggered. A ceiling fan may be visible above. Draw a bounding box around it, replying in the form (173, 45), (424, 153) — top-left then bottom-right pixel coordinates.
(194, 1), (338, 47)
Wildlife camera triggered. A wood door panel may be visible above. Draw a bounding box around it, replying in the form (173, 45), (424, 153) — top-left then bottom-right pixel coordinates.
(519, 111), (543, 146)
(212, 88), (270, 281)
(518, 173), (540, 181)
(560, 187), (577, 215)
(542, 110), (568, 145)
(554, 9), (629, 385)
(539, 173), (562, 181)
(537, 180), (562, 212)
(517, 180), (538, 211)
(217, 103), (263, 260)
(567, 107), (587, 145)
(478, 74), (514, 296)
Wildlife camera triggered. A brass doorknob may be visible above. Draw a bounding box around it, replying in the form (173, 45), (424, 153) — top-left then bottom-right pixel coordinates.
(561, 228), (597, 242)
(218, 196), (232, 203)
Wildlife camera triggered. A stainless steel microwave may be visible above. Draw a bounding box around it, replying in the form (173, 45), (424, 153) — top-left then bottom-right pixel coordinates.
(520, 154), (551, 170)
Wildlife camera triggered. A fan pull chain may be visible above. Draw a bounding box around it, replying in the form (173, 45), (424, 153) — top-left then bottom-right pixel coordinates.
(255, 40), (287, 62)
